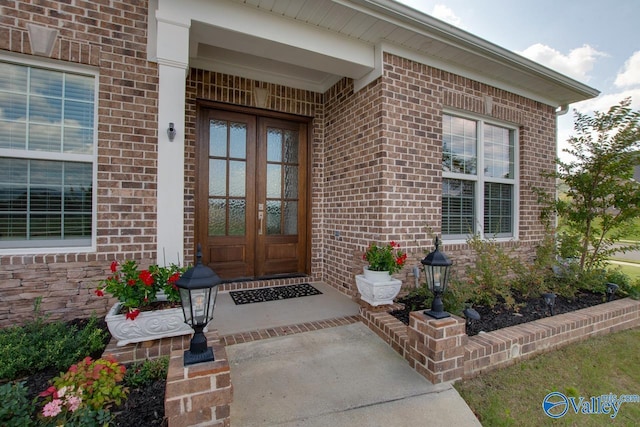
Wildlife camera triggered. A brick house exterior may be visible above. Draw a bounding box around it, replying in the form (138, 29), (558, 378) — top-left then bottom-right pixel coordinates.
(0, 0), (598, 327)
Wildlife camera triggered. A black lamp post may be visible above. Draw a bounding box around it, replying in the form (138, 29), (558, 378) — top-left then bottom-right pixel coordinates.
(175, 244), (222, 366)
(421, 236), (452, 319)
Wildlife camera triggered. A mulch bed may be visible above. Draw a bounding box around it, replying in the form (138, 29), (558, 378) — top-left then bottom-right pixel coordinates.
(390, 290), (611, 336)
(18, 318), (166, 426)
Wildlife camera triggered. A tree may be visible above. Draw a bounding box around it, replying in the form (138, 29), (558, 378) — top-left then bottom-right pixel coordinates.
(541, 98), (640, 271)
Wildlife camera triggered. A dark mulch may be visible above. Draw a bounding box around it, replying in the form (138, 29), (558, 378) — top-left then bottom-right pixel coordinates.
(390, 290), (611, 336)
(18, 318), (166, 426)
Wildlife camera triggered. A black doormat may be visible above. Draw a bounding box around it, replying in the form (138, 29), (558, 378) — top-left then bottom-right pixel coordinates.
(229, 283), (322, 305)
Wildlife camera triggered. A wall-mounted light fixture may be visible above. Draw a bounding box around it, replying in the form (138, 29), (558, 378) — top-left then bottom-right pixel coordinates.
(168, 122), (177, 141)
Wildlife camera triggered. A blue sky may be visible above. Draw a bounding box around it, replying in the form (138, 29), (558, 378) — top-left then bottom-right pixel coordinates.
(396, 0), (640, 158)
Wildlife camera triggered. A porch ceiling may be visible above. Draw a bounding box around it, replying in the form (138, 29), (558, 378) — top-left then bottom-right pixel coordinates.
(178, 0), (599, 106)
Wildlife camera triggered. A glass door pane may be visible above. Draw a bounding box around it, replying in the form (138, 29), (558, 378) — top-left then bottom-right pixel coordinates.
(208, 120), (247, 236)
(265, 127), (298, 235)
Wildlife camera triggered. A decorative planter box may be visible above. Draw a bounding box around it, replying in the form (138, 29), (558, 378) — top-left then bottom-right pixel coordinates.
(355, 269), (402, 306)
(106, 301), (195, 347)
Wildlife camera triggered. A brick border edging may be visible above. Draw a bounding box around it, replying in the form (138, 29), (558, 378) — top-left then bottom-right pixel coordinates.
(359, 298), (640, 383)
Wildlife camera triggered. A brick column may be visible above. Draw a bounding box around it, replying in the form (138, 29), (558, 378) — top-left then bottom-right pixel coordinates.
(164, 331), (233, 426)
(406, 311), (467, 384)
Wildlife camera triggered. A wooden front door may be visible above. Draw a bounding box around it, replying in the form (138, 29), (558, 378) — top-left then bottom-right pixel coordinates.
(196, 107), (308, 280)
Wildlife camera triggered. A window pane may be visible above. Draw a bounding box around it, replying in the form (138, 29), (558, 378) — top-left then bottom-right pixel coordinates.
(65, 74), (94, 102)
(29, 95), (62, 124)
(210, 120), (227, 157)
(208, 199), (226, 236)
(442, 178), (475, 236)
(64, 100), (94, 128)
(267, 128), (282, 162)
(266, 200), (281, 234)
(267, 164), (281, 198)
(30, 68), (63, 98)
(284, 165), (298, 198)
(209, 159), (226, 197)
(228, 161), (245, 197)
(283, 130), (298, 163)
(228, 198), (246, 235)
(229, 122), (246, 159)
(484, 183), (513, 236)
(283, 201), (297, 235)
(484, 124), (514, 179)
(0, 62), (95, 248)
(442, 114), (476, 175)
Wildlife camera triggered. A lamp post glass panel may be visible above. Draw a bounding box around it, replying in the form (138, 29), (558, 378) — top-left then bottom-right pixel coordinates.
(421, 236), (452, 319)
(176, 244), (222, 366)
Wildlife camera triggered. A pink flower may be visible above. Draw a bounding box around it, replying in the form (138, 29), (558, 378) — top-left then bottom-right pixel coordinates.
(66, 395), (82, 412)
(42, 399), (63, 417)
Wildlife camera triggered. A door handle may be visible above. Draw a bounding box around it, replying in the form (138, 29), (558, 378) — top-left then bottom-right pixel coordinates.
(258, 211), (264, 235)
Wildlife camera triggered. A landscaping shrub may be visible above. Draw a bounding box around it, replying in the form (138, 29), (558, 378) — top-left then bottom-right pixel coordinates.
(123, 356), (169, 388)
(0, 382), (31, 427)
(0, 299), (109, 381)
(460, 234), (518, 308)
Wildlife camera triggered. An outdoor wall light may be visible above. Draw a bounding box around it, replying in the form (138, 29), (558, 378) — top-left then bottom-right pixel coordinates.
(542, 292), (556, 316)
(167, 122), (177, 141)
(606, 282), (619, 302)
(176, 244), (222, 366)
(463, 307), (481, 328)
(421, 236), (452, 319)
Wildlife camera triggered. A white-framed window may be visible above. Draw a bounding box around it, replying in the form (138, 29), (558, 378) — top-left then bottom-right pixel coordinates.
(441, 112), (518, 241)
(0, 55), (97, 251)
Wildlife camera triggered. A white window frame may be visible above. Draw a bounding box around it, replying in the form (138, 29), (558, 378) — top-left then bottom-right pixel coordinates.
(442, 110), (520, 243)
(0, 52), (98, 254)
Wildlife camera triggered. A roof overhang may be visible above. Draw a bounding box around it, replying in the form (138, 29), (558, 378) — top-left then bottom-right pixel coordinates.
(152, 0), (599, 107)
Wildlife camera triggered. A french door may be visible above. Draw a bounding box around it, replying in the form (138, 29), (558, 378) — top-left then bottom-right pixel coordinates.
(196, 107), (308, 280)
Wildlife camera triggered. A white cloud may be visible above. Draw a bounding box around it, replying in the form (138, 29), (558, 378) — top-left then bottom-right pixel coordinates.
(614, 51), (640, 88)
(518, 43), (606, 83)
(430, 5), (463, 27)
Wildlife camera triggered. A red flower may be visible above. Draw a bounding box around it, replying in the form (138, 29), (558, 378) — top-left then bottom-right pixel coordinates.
(95, 289), (104, 297)
(168, 272), (181, 284)
(127, 279), (136, 286)
(390, 241), (399, 248)
(125, 309), (140, 320)
(139, 270), (154, 286)
(39, 386), (58, 398)
(110, 261), (118, 273)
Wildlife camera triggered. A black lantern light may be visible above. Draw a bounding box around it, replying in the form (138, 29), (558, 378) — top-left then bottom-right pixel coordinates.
(421, 236), (452, 319)
(542, 292), (556, 316)
(175, 244), (222, 366)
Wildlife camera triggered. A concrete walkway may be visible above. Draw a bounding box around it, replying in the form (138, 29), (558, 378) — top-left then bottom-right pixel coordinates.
(226, 322), (481, 426)
(215, 282), (480, 426)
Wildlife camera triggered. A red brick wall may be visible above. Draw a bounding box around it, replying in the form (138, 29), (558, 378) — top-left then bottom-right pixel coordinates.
(0, 0), (158, 326)
(321, 53), (557, 297)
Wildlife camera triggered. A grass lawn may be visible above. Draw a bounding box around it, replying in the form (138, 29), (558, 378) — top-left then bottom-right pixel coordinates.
(455, 328), (640, 426)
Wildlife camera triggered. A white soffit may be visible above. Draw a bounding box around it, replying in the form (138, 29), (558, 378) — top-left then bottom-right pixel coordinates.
(160, 0), (599, 104)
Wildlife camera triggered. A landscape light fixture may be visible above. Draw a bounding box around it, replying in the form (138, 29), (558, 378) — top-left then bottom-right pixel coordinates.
(606, 282), (619, 302)
(542, 292), (556, 316)
(463, 307), (481, 329)
(176, 244), (222, 366)
(421, 236), (452, 319)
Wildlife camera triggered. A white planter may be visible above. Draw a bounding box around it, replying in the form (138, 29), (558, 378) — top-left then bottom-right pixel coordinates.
(106, 301), (196, 347)
(362, 267), (392, 283)
(355, 273), (402, 306)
